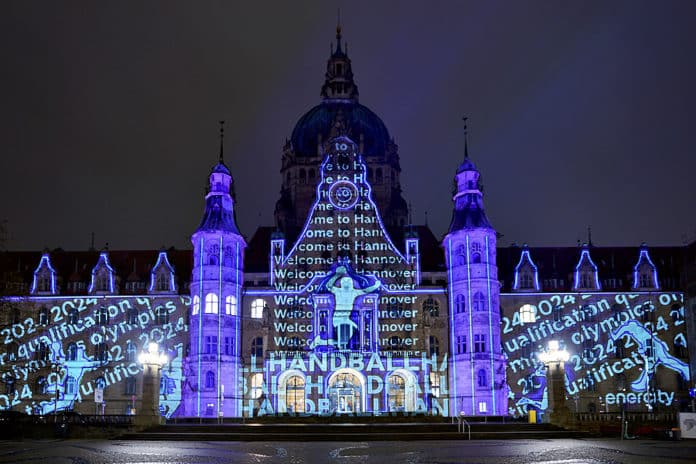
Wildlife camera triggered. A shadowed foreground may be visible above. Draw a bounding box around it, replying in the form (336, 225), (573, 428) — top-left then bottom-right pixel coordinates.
(0, 438), (695, 464)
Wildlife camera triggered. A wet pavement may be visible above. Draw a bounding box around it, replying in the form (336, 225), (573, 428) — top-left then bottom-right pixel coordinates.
(0, 438), (694, 463)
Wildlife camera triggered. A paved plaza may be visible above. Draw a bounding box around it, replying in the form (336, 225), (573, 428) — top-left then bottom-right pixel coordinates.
(0, 438), (695, 464)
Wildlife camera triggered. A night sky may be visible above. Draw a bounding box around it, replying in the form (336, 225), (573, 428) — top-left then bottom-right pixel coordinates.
(2, 1), (695, 252)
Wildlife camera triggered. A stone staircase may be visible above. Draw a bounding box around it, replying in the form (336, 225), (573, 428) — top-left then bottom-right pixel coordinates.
(121, 417), (590, 441)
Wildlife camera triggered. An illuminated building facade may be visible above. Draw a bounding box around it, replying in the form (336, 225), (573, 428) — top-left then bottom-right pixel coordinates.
(0, 28), (691, 419)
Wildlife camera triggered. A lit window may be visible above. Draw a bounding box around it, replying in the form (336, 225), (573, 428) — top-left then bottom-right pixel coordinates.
(97, 306), (109, 326)
(204, 293), (219, 314)
(429, 372), (440, 397)
(520, 304), (536, 324)
(192, 295), (200, 315)
(286, 375), (305, 413)
(478, 401), (487, 413)
(251, 299), (265, 319)
(225, 295), (237, 316)
(251, 373), (264, 399)
(387, 374), (406, 412)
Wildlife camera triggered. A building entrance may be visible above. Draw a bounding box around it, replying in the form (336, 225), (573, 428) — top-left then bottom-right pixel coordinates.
(328, 371), (362, 414)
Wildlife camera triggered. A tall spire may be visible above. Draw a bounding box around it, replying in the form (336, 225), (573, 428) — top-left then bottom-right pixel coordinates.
(463, 116), (469, 159)
(218, 120), (225, 164)
(321, 23), (358, 101)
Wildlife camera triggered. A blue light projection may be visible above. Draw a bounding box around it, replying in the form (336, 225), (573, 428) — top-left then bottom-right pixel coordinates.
(503, 291), (688, 415)
(0, 296), (187, 417)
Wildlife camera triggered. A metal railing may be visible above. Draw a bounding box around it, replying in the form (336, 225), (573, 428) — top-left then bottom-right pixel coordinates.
(457, 414), (471, 440)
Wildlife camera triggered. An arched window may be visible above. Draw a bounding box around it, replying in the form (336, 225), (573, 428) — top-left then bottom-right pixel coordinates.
(308, 169), (316, 183)
(192, 295), (200, 316)
(225, 295), (237, 316)
(205, 371), (215, 389)
(126, 341), (137, 362)
(38, 307), (49, 326)
(251, 299), (265, 319)
(473, 292), (485, 312)
(95, 376), (106, 390)
(387, 374), (406, 412)
(286, 375), (305, 413)
(477, 369), (487, 387)
(429, 336), (439, 356)
(97, 306), (109, 326)
(204, 293), (218, 314)
(299, 169), (306, 184)
(66, 342), (78, 361)
(422, 298), (439, 317)
(251, 337), (263, 358)
(65, 376), (77, 395)
(455, 294), (465, 314)
(519, 304), (536, 324)
(68, 306), (79, 325)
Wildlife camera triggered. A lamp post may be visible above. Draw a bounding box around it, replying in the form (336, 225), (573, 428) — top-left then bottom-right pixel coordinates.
(538, 340), (572, 427)
(137, 342), (168, 427)
(51, 358), (64, 423)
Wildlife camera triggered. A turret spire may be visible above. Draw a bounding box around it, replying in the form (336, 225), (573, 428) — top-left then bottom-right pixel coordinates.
(218, 120), (225, 164)
(463, 116), (469, 159)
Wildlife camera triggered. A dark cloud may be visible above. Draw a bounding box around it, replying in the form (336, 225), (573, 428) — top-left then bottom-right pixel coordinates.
(1, 1), (694, 250)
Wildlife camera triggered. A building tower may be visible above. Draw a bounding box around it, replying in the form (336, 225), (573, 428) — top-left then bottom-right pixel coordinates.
(274, 24), (408, 234)
(443, 125), (506, 415)
(183, 124), (246, 417)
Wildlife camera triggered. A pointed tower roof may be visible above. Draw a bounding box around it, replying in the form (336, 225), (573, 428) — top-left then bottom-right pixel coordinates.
(448, 119), (493, 233)
(195, 123), (241, 235)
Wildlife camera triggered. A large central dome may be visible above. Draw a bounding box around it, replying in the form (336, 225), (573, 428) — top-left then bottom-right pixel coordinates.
(290, 101), (390, 158)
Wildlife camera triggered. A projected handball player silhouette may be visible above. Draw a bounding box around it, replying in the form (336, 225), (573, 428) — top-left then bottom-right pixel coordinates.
(611, 319), (690, 392)
(325, 265), (381, 349)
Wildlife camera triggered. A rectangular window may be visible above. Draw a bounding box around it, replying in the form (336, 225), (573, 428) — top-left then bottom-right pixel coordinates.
(474, 334), (486, 353)
(125, 377), (136, 395)
(205, 336), (217, 354)
(456, 335), (466, 354)
(478, 401), (487, 413)
(429, 372), (440, 398)
(224, 336), (233, 356)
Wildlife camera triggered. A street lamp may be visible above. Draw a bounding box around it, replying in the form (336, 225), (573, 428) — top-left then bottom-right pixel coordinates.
(137, 342), (168, 427)
(538, 340), (571, 427)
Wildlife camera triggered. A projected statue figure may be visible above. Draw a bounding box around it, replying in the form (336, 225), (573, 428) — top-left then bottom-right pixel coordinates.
(611, 319), (690, 392)
(326, 265), (381, 349)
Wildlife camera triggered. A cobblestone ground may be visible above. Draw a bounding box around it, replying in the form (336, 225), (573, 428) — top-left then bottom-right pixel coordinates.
(0, 439), (695, 464)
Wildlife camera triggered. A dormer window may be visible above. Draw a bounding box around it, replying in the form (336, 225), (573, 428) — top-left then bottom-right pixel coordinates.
(632, 245), (658, 290)
(149, 251), (177, 293)
(31, 253), (57, 295)
(573, 245), (600, 291)
(89, 252), (116, 294)
(513, 246), (540, 292)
